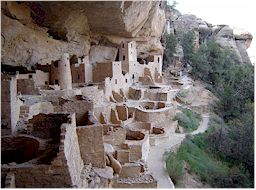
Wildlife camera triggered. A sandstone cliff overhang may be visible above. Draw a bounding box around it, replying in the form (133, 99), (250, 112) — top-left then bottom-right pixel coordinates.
(1, 1), (166, 68)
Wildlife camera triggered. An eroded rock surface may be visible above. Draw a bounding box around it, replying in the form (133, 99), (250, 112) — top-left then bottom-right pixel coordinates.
(1, 1), (166, 68)
(166, 8), (253, 65)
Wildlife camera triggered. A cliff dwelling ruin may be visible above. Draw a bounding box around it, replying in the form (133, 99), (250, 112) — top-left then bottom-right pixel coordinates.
(0, 18), (187, 184)
(1, 36), (181, 187)
(1, 0), (235, 188)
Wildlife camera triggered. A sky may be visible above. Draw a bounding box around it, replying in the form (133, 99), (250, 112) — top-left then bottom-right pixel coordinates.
(168, 0), (256, 64)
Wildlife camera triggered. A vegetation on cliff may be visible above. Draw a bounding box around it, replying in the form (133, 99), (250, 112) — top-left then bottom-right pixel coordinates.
(167, 114), (253, 187)
(163, 33), (177, 69)
(174, 108), (201, 132)
(166, 31), (254, 187)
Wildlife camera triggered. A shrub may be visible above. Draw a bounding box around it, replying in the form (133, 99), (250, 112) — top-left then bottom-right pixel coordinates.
(168, 114), (254, 187)
(166, 136), (230, 187)
(166, 153), (184, 185)
(174, 112), (190, 128)
(176, 89), (189, 98)
(173, 108), (201, 132)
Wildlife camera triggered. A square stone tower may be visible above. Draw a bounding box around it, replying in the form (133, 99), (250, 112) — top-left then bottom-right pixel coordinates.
(119, 41), (137, 72)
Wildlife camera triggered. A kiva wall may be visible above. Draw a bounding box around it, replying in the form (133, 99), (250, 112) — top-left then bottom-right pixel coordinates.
(2, 113), (84, 188)
(135, 107), (176, 123)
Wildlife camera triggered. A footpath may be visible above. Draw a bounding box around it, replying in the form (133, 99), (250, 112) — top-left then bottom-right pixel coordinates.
(147, 113), (210, 188)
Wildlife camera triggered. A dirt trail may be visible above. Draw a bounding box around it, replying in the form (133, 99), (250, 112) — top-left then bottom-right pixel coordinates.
(190, 113), (210, 135)
(147, 113), (210, 188)
(147, 133), (185, 188)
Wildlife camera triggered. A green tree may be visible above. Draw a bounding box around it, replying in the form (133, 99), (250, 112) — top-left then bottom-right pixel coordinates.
(190, 44), (211, 80)
(213, 64), (254, 121)
(166, 33), (177, 57)
(181, 31), (196, 63)
(163, 33), (177, 68)
(179, 30), (254, 187)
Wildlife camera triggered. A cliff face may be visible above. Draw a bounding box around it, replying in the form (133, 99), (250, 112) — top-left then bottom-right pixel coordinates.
(1, 1), (252, 70)
(167, 9), (253, 64)
(1, 1), (166, 68)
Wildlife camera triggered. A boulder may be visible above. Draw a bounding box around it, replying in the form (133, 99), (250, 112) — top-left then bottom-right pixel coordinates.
(104, 143), (115, 155)
(105, 155), (111, 166)
(234, 29), (253, 49)
(173, 14), (203, 49)
(107, 154), (122, 174)
(235, 40), (252, 64)
(173, 14), (199, 31)
(212, 25), (243, 63)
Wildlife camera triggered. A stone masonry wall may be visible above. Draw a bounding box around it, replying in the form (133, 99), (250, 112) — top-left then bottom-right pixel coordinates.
(128, 87), (142, 100)
(135, 107), (176, 123)
(1, 76), (20, 133)
(113, 174), (157, 188)
(62, 100), (93, 126)
(144, 91), (169, 101)
(17, 70), (50, 87)
(71, 63), (85, 83)
(126, 133), (150, 162)
(104, 73), (131, 101)
(116, 105), (128, 121)
(103, 125), (126, 146)
(33, 70), (50, 86)
(76, 125), (106, 168)
(20, 102), (54, 121)
(80, 86), (104, 106)
(126, 122), (152, 133)
(93, 62), (113, 82)
(17, 79), (39, 95)
(2, 113), (84, 188)
(1, 79), (12, 130)
(62, 113), (84, 187)
(40, 89), (81, 98)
